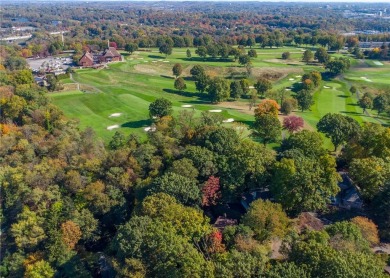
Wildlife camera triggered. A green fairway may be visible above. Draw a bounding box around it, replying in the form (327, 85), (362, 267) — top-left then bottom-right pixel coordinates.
(50, 46), (389, 144)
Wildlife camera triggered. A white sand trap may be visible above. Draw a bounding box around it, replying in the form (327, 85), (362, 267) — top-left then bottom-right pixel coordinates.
(152, 61), (157, 63)
(144, 60), (149, 62)
(109, 113), (122, 117)
(249, 86), (255, 89)
(323, 86), (331, 89)
(373, 61), (383, 66)
(107, 125), (119, 130)
(209, 109), (222, 113)
(295, 75), (302, 78)
(144, 126), (156, 132)
(285, 88), (292, 91)
(223, 118), (234, 123)
(163, 60), (169, 63)
(298, 81), (303, 84)
(289, 78), (295, 81)
(361, 77), (373, 82)
(138, 57), (144, 60)
(129, 58), (134, 60)
(301, 49), (306, 52)
(181, 105), (193, 108)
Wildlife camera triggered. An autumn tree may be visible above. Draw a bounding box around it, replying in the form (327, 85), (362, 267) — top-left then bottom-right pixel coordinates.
(351, 217), (380, 246)
(254, 99), (280, 117)
(283, 115), (304, 133)
(201, 176), (221, 206)
(61, 220), (82, 250)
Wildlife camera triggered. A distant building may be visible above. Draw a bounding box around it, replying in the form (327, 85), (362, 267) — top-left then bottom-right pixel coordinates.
(79, 51), (94, 67)
(79, 47), (122, 67)
(332, 172), (363, 210)
(99, 47), (122, 63)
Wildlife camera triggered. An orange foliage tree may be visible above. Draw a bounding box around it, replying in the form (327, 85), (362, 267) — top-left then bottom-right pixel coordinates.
(254, 99), (280, 118)
(61, 220), (82, 250)
(351, 216), (380, 246)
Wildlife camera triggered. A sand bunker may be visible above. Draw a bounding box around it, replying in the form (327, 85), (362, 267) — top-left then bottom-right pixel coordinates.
(163, 60), (169, 63)
(323, 86), (331, 89)
(223, 118), (234, 123)
(152, 61), (157, 63)
(249, 86), (255, 89)
(373, 61), (383, 66)
(361, 77), (373, 82)
(295, 75), (302, 78)
(144, 126), (156, 132)
(209, 109), (222, 113)
(289, 78), (295, 81)
(107, 125), (119, 130)
(109, 113), (122, 117)
(181, 105), (193, 108)
(285, 88), (292, 91)
(138, 57), (144, 60)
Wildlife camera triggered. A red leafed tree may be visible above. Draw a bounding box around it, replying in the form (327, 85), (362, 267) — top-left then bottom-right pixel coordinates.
(109, 41), (118, 49)
(206, 230), (225, 253)
(283, 115), (304, 133)
(202, 176), (221, 206)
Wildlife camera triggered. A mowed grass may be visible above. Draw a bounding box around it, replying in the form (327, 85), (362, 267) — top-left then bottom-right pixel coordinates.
(50, 46), (388, 144)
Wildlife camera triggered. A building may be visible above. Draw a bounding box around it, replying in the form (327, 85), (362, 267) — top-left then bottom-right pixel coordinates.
(79, 51), (94, 67)
(99, 47), (122, 63)
(79, 47), (122, 67)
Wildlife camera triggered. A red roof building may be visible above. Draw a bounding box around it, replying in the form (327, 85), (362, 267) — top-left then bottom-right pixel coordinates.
(79, 51), (94, 67)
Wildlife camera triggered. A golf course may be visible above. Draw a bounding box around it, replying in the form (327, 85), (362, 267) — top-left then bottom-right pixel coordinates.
(50, 46), (390, 144)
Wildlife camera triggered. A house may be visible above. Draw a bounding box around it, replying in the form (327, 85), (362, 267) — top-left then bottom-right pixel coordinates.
(79, 51), (94, 67)
(99, 47), (122, 63)
(331, 172), (364, 210)
(241, 188), (272, 211)
(213, 216), (237, 231)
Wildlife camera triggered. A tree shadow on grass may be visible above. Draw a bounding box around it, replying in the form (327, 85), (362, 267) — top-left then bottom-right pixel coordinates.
(148, 55), (165, 59)
(337, 95), (349, 98)
(347, 103), (359, 107)
(121, 119), (151, 128)
(340, 111), (362, 116)
(179, 57), (234, 63)
(163, 88), (205, 99)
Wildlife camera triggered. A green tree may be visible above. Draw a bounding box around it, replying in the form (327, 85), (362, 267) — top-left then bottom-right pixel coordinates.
(124, 43), (138, 54)
(371, 183), (390, 241)
(281, 98), (298, 115)
(230, 80), (243, 99)
(208, 77), (230, 103)
(242, 199), (290, 242)
(195, 72), (210, 93)
(281, 130), (326, 158)
(238, 55), (251, 66)
(296, 90), (313, 112)
(172, 63), (183, 78)
(265, 262), (309, 278)
(302, 50), (314, 64)
(11, 206), (46, 249)
(349, 157), (390, 200)
(174, 77), (187, 92)
(168, 158), (199, 180)
(358, 94), (373, 113)
(254, 78), (272, 97)
(373, 94), (388, 115)
(159, 44), (172, 57)
(271, 155), (340, 212)
(195, 46), (207, 59)
(315, 47), (330, 64)
(148, 172), (200, 205)
(109, 131), (127, 150)
(149, 98), (173, 118)
(253, 114), (281, 145)
(325, 57), (350, 75)
(186, 49), (191, 58)
(190, 65), (205, 78)
(281, 52), (291, 60)
(248, 49), (257, 58)
(25, 260), (55, 278)
(317, 113), (360, 151)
